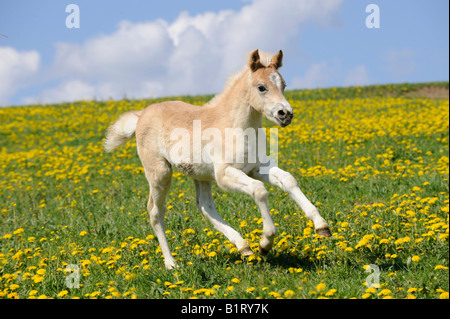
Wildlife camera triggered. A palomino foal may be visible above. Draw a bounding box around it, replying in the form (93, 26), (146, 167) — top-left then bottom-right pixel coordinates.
(104, 50), (331, 269)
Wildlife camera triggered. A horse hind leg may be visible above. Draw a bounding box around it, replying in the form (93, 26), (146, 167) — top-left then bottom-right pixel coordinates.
(144, 160), (177, 270)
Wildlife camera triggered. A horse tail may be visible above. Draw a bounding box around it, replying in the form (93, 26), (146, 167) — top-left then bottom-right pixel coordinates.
(104, 110), (143, 152)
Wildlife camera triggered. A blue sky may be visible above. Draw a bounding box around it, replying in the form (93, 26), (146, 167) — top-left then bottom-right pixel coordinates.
(0, 0), (448, 106)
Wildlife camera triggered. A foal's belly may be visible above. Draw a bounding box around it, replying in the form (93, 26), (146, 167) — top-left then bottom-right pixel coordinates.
(173, 160), (258, 181)
(173, 161), (216, 181)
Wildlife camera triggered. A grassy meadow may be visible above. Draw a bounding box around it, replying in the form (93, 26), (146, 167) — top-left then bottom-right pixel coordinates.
(0, 82), (448, 299)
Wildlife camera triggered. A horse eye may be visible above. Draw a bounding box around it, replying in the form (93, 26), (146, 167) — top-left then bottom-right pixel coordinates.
(258, 85), (267, 92)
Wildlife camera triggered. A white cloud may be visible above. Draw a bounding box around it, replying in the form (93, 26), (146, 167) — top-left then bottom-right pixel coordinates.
(0, 46), (40, 105)
(382, 48), (417, 79)
(52, 19), (173, 81)
(291, 60), (370, 89)
(291, 61), (333, 89)
(23, 80), (95, 105)
(22, 0), (345, 105)
(344, 65), (370, 86)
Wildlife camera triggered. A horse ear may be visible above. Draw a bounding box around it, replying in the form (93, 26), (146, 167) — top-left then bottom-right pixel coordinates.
(271, 50), (283, 69)
(249, 49), (263, 72)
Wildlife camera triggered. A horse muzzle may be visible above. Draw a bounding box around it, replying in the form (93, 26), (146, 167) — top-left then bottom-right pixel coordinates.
(273, 103), (293, 127)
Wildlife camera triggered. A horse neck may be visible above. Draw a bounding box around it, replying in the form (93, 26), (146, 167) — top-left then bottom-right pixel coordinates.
(214, 71), (262, 130)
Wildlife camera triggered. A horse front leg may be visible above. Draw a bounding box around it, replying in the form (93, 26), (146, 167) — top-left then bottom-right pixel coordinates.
(194, 180), (253, 256)
(216, 165), (277, 255)
(251, 160), (331, 237)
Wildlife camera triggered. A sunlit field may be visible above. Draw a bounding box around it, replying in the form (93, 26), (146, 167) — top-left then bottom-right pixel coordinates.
(0, 82), (448, 299)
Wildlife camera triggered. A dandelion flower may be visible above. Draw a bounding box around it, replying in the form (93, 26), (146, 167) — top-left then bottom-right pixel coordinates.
(316, 283), (326, 292)
(440, 291), (449, 299)
(411, 255), (420, 262)
(269, 291), (281, 298)
(13, 228), (24, 235)
(325, 289), (337, 297)
(32, 275), (44, 283)
(9, 284), (19, 291)
(434, 265), (448, 270)
(284, 290), (295, 297)
(29, 290), (38, 296)
(378, 289), (392, 297)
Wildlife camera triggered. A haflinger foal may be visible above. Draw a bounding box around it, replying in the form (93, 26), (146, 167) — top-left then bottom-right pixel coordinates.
(104, 49), (331, 269)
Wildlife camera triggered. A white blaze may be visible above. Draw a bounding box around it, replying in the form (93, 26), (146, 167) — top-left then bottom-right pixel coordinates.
(270, 72), (283, 91)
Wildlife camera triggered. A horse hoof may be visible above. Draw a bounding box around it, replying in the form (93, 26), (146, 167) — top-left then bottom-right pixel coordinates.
(259, 245), (270, 256)
(239, 247), (254, 256)
(165, 260), (178, 270)
(316, 228), (332, 237)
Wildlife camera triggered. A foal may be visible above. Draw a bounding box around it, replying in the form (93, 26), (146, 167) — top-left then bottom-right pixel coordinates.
(104, 50), (331, 269)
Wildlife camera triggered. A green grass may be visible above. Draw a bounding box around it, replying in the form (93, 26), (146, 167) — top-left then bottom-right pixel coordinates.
(0, 82), (448, 299)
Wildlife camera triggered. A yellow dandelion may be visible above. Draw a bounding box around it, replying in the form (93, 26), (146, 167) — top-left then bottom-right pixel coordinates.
(325, 289), (337, 297)
(13, 228), (24, 235)
(378, 289), (392, 297)
(9, 284), (19, 291)
(32, 275), (44, 283)
(434, 265), (448, 270)
(316, 283), (326, 292)
(269, 291), (281, 298)
(29, 290), (38, 296)
(365, 287), (377, 294)
(440, 291), (449, 299)
(284, 290), (295, 298)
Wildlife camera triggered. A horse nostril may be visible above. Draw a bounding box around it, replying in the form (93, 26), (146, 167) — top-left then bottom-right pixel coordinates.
(277, 110), (286, 117)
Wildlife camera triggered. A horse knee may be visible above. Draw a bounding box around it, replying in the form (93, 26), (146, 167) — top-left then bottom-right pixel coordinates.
(279, 172), (298, 192)
(149, 207), (164, 228)
(147, 198), (154, 212)
(253, 183), (268, 203)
